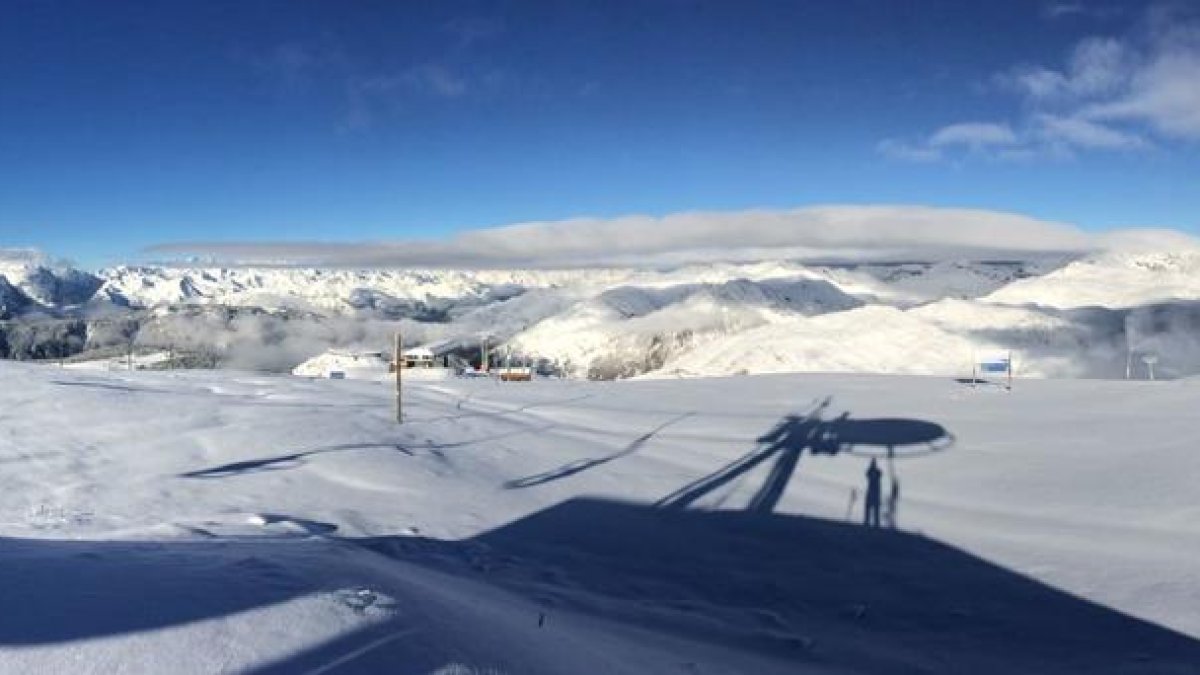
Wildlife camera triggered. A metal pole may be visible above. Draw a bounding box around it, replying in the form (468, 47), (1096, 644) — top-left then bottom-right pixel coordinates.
(394, 331), (403, 424)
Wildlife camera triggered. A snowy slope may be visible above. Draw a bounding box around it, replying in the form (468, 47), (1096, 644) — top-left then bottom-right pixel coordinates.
(0, 362), (1195, 673)
(0, 259), (101, 309)
(648, 298), (1141, 379)
(813, 259), (1060, 306)
(651, 305), (987, 378)
(0, 276), (35, 318)
(509, 277), (862, 378)
(983, 250), (1200, 309)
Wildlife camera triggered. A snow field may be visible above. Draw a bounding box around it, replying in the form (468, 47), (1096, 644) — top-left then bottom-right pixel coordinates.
(0, 362), (1196, 672)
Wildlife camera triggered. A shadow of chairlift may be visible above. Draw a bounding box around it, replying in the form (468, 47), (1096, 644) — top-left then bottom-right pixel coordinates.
(813, 416), (955, 459)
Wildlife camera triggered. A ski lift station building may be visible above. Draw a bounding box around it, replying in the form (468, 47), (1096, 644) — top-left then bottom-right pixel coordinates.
(401, 346), (437, 369)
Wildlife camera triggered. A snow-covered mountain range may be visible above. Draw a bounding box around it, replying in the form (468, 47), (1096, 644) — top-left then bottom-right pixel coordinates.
(2, 245), (1200, 379)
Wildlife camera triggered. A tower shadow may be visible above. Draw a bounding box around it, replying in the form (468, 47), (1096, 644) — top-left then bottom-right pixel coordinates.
(658, 398), (952, 516)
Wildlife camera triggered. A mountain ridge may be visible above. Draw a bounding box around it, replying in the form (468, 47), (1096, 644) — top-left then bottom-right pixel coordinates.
(2, 251), (1199, 380)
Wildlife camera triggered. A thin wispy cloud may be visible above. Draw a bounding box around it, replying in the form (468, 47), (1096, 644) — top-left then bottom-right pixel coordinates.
(240, 39), (349, 92)
(1041, 2), (1126, 21)
(147, 205), (1101, 269)
(878, 122), (1020, 163)
(340, 63), (471, 130)
(875, 139), (943, 163)
(1033, 113), (1146, 149)
(1044, 2), (1089, 19)
(880, 5), (1200, 162)
(444, 16), (506, 49)
(929, 122), (1020, 149)
(246, 28), (493, 132)
(400, 64), (470, 97)
(0, 248), (46, 264)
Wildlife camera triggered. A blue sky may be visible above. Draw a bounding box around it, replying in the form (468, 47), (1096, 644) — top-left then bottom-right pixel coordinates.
(1, 0), (1197, 268)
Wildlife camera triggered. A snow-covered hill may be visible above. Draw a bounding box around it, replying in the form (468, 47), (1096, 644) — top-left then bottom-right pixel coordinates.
(0, 258), (101, 316)
(510, 277), (864, 378)
(983, 250), (1200, 309)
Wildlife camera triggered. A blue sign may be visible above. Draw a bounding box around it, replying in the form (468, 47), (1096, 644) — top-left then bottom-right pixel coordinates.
(980, 360), (1009, 373)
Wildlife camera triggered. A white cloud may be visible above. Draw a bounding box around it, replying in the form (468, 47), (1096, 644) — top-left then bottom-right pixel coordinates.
(881, 9), (1200, 162)
(875, 139), (942, 163)
(1044, 2), (1086, 19)
(880, 123), (1024, 163)
(1041, 2), (1125, 21)
(147, 205), (1097, 269)
(1094, 227), (1200, 253)
(337, 63), (471, 131)
(0, 248), (45, 264)
(1082, 41), (1200, 138)
(1006, 37), (1132, 101)
(1034, 113), (1147, 149)
(928, 122), (1020, 149)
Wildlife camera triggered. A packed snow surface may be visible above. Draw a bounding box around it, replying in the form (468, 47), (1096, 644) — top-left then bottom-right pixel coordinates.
(0, 362), (1196, 673)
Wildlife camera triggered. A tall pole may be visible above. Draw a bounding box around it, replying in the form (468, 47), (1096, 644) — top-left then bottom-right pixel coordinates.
(394, 331), (403, 424)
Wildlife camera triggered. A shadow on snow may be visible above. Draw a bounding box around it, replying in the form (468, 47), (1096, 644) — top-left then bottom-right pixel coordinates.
(0, 406), (1195, 674)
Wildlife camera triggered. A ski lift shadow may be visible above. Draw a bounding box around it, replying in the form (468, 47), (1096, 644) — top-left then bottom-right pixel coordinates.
(812, 416), (955, 459)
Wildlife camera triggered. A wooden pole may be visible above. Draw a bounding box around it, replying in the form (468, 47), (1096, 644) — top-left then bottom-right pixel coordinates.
(394, 331), (403, 424)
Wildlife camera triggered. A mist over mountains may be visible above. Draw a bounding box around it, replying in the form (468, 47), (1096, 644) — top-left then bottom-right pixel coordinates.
(1, 246), (1199, 380)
